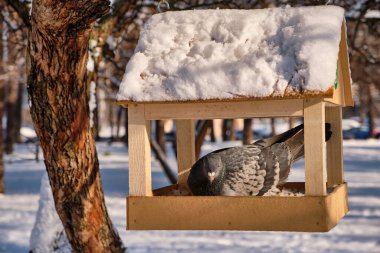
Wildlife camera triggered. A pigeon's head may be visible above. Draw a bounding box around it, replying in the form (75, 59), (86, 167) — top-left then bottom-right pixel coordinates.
(202, 153), (224, 184)
(188, 152), (226, 195)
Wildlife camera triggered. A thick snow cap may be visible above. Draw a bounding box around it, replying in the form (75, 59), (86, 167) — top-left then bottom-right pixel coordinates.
(117, 6), (345, 102)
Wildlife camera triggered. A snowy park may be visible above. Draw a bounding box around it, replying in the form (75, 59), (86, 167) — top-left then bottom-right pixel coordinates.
(1, 138), (380, 253)
(1, 0), (379, 252)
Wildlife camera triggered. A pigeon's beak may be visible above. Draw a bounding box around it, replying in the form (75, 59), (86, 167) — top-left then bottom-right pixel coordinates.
(208, 172), (216, 183)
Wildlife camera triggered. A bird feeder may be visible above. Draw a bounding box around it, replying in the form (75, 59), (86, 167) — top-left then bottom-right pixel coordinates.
(118, 6), (352, 232)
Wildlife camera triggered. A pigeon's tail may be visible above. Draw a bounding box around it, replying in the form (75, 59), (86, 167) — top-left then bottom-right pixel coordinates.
(286, 123), (333, 161)
(253, 124), (304, 148)
(284, 129), (305, 162)
(254, 123), (332, 149)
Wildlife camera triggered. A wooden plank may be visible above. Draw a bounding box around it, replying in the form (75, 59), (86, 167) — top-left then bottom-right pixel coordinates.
(304, 98), (327, 196)
(326, 106), (344, 187)
(117, 87), (336, 108)
(339, 21), (354, 106)
(127, 183), (348, 231)
(144, 99), (303, 120)
(176, 120), (196, 190)
(128, 104), (152, 196)
(325, 62), (345, 106)
(325, 183), (349, 230)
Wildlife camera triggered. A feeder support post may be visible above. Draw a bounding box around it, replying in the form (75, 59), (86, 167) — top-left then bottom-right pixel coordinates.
(326, 106), (344, 187)
(128, 104), (152, 196)
(176, 119), (196, 190)
(304, 98), (327, 196)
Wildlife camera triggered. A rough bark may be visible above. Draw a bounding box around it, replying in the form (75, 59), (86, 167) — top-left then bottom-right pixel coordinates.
(27, 1), (124, 252)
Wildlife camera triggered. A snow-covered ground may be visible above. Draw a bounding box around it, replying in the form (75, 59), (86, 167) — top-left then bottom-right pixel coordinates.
(1, 139), (380, 253)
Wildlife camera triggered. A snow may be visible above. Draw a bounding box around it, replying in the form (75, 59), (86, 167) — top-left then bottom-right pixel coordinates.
(29, 173), (71, 253)
(117, 6), (345, 102)
(365, 10), (380, 19)
(89, 81), (97, 128)
(1, 139), (380, 253)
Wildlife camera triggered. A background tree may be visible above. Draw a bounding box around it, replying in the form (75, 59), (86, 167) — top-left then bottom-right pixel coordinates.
(0, 8), (5, 193)
(1, 1), (27, 154)
(243, 119), (253, 145)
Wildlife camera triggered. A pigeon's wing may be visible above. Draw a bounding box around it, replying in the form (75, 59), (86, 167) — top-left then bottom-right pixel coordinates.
(256, 147), (281, 196)
(270, 143), (291, 185)
(220, 146), (280, 196)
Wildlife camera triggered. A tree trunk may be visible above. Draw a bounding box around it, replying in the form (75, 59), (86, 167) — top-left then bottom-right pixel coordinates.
(151, 140), (176, 184)
(5, 25), (22, 154)
(123, 108), (128, 145)
(229, 119), (236, 141)
(271, 118), (276, 137)
(5, 76), (19, 154)
(115, 106), (121, 140)
(107, 99), (114, 140)
(209, 120), (216, 142)
(243, 118), (253, 145)
(367, 84), (375, 138)
(222, 119), (236, 141)
(289, 117), (295, 129)
(195, 120), (212, 159)
(0, 21), (5, 193)
(0, 78), (5, 194)
(155, 120), (166, 154)
(27, 1), (124, 252)
(15, 80), (24, 143)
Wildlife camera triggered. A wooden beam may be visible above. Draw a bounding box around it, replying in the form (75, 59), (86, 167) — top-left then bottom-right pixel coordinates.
(127, 183), (348, 231)
(304, 98), (327, 196)
(326, 106), (344, 187)
(339, 21), (354, 107)
(176, 120), (195, 190)
(144, 99), (303, 120)
(128, 104), (152, 196)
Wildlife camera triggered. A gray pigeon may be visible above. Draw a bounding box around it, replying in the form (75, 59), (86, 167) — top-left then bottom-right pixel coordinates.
(187, 124), (332, 196)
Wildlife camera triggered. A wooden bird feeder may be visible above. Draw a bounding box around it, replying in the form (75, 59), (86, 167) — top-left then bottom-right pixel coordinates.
(118, 7), (352, 232)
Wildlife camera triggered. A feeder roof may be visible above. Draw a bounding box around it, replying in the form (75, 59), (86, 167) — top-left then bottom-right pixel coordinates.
(117, 6), (346, 102)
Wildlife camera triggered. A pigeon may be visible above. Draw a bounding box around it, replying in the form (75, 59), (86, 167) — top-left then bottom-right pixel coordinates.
(187, 124), (332, 196)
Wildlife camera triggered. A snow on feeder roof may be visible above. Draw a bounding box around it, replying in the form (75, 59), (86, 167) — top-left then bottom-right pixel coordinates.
(117, 6), (346, 102)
